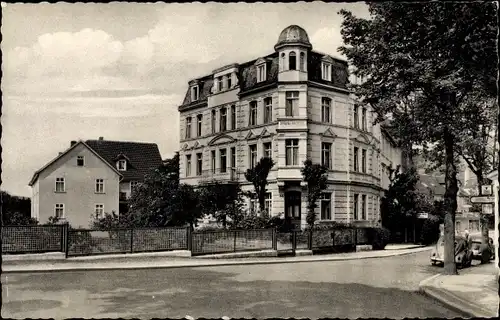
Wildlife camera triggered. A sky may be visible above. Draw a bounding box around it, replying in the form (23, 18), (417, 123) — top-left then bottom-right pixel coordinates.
(1, 2), (370, 197)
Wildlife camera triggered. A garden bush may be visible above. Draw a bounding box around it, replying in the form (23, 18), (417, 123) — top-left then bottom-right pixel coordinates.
(420, 215), (441, 245)
(371, 227), (391, 250)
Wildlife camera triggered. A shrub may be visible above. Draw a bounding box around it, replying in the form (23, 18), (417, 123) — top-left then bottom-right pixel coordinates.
(420, 215), (441, 245)
(196, 225), (226, 232)
(306, 221), (352, 231)
(235, 215), (270, 229)
(371, 227), (391, 250)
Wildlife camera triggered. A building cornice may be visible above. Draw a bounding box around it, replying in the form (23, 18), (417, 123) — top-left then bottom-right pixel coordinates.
(178, 100), (208, 112)
(238, 83), (278, 98)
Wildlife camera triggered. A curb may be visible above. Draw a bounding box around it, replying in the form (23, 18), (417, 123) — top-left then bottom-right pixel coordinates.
(2, 246), (432, 274)
(419, 274), (494, 318)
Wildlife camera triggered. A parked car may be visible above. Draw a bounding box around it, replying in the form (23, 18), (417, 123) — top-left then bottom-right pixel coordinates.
(430, 235), (473, 268)
(470, 235), (495, 264)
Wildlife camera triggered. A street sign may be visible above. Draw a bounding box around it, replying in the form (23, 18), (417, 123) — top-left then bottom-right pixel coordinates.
(470, 196), (495, 204)
(482, 185), (493, 196)
(482, 204), (493, 214)
(417, 212), (429, 219)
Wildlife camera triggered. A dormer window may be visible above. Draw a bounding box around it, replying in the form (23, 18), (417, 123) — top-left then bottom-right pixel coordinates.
(117, 159), (127, 171)
(191, 85), (199, 101)
(322, 62), (332, 81)
(257, 64), (266, 83)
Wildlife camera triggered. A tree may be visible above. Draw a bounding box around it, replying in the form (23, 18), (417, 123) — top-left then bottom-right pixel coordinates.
(301, 159), (328, 229)
(1, 191), (36, 225)
(380, 166), (420, 243)
(198, 181), (245, 228)
(244, 157), (275, 216)
(339, 2), (497, 275)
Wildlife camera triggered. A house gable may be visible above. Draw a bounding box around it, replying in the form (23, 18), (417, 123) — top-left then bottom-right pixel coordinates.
(207, 134), (237, 146)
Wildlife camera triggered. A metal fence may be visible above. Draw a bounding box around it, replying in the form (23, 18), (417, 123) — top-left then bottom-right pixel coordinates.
(66, 227), (189, 257)
(191, 228), (274, 256)
(2, 224), (67, 254)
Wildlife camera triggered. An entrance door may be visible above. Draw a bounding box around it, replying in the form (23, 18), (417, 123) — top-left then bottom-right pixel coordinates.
(285, 191), (301, 226)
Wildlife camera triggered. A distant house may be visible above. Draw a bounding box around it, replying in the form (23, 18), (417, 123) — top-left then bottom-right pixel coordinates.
(29, 138), (163, 227)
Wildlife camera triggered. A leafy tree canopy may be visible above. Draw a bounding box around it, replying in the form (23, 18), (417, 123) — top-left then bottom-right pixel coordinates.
(244, 157), (275, 215)
(301, 159), (328, 227)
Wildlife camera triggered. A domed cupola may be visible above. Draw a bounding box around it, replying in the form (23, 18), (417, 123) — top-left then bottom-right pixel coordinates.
(274, 25), (312, 51)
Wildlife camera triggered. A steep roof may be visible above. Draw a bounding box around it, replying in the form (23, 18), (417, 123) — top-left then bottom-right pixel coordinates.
(29, 141), (122, 186)
(85, 139), (163, 181)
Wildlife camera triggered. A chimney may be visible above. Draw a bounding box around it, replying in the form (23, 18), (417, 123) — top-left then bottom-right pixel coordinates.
(70, 140), (77, 147)
(99, 137), (104, 141)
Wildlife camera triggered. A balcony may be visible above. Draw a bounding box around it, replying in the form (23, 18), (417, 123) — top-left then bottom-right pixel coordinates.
(198, 167), (240, 184)
(277, 118), (308, 131)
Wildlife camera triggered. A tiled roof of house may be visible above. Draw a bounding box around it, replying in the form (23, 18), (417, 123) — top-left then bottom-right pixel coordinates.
(85, 139), (163, 182)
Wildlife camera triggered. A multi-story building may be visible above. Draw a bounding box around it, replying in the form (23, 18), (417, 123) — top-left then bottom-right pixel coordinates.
(177, 25), (403, 229)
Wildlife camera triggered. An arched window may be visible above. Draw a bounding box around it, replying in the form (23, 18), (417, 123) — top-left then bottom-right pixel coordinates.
(300, 52), (305, 71)
(280, 53), (286, 71)
(289, 51), (297, 70)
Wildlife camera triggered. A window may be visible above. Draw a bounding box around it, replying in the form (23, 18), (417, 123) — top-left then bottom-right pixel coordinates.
(322, 142), (332, 169)
(322, 97), (331, 123)
(218, 77), (223, 91)
(257, 64), (266, 82)
(265, 192), (272, 214)
(362, 108), (367, 131)
(220, 148), (227, 173)
(196, 153), (203, 176)
(353, 194), (359, 220)
(211, 110), (216, 133)
(263, 142), (272, 159)
(249, 145), (258, 169)
(191, 86), (199, 101)
(320, 193), (332, 220)
(361, 195), (367, 220)
(95, 204), (104, 219)
(230, 147), (236, 168)
(285, 91), (299, 117)
(300, 52), (305, 71)
(211, 150), (216, 173)
(227, 75), (232, 89)
(130, 181), (140, 193)
(249, 101), (257, 126)
(197, 114), (203, 136)
(280, 53), (286, 71)
(186, 155), (192, 177)
(185, 117), (192, 139)
(95, 179), (104, 193)
(264, 97), (272, 123)
(220, 107), (227, 132)
(55, 177), (65, 192)
(353, 147), (359, 171)
(285, 139), (299, 166)
(230, 105), (236, 130)
(55, 204), (64, 218)
(353, 104), (359, 129)
(361, 149), (367, 173)
(77, 156), (85, 166)
(289, 51), (297, 70)
(322, 62), (331, 81)
(116, 159), (127, 171)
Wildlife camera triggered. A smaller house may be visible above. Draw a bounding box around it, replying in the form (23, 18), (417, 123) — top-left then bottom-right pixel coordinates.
(29, 138), (163, 227)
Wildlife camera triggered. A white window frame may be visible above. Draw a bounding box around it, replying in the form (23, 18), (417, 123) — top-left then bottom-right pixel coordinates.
(264, 97), (273, 123)
(230, 105), (236, 130)
(361, 149), (367, 173)
(196, 153), (203, 176)
(211, 109), (217, 133)
(257, 64), (267, 83)
(197, 114), (203, 137)
(77, 155), (85, 167)
(95, 178), (105, 193)
(220, 107), (227, 132)
(185, 116), (192, 139)
(220, 148), (227, 173)
(117, 160), (127, 171)
(249, 101), (258, 126)
(191, 85), (199, 101)
(322, 142), (332, 169)
(320, 192), (332, 220)
(265, 192), (272, 214)
(230, 147), (236, 169)
(55, 203), (65, 218)
(353, 104), (359, 129)
(353, 147), (359, 172)
(186, 154), (192, 177)
(322, 62), (332, 81)
(95, 204), (104, 219)
(218, 76), (224, 92)
(211, 150), (216, 173)
(285, 139), (299, 166)
(285, 91), (299, 117)
(227, 74), (232, 89)
(55, 177), (65, 192)
(289, 51), (297, 70)
(321, 97), (331, 123)
(263, 142), (272, 159)
(362, 107), (367, 131)
(361, 194), (367, 220)
(353, 193), (359, 220)
(249, 144), (258, 169)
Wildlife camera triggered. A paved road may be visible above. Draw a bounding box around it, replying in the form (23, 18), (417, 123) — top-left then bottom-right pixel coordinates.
(1, 250), (467, 319)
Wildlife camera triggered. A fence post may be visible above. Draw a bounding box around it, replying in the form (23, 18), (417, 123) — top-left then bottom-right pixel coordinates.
(130, 228), (134, 253)
(65, 223), (70, 258)
(233, 230), (237, 252)
(272, 228), (277, 250)
(308, 229), (313, 250)
(186, 226), (192, 251)
(292, 231), (297, 255)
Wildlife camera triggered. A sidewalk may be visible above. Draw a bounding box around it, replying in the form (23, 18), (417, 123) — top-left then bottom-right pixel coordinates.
(419, 263), (498, 318)
(2, 245), (431, 274)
